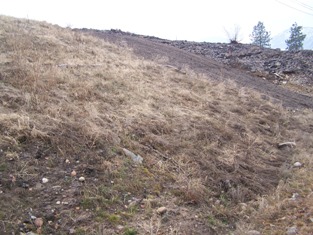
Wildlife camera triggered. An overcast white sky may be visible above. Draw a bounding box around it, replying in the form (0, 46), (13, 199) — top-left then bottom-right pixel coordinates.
(1, 0), (312, 43)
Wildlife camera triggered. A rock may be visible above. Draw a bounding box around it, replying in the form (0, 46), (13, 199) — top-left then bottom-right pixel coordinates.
(286, 226), (297, 235)
(275, 61), (282, 67)
(42, 178), (49, 184)
(291, 193), (300, 200)
(123, 148), (143, 164)
(156, 206), (167, 215)
(79, 176), (85, 182)
(293, 162), (302, 167)
(34, 217), (43, 227)
(278, 141), (296, 149)
(56, 201), (61, 205)
(35, 183), (43, 190)
(71, 170), (77, 176)
(116, 225), (124, 231)
(247, 230), (261, 235)
(69, 228), (75, 234)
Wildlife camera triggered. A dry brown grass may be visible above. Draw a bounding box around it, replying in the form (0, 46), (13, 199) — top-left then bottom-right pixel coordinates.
(0, 15), (312, 234)
(234, 110), (313, 235)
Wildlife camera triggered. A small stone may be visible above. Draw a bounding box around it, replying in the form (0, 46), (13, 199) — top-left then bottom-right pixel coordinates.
(65, 159), (70, 164)
(42, 178), (49, 184)
(239, 203), (247, 211)
(30, 215), (37, 220)
(291, 193), (300, 200)
(35, 183), (43, 190)
(215, 200), (221, 205)
(247, 230), (261, 235)
(56, 201), (61, 205)
(79, 176), (85, 182)
(310, 218), (313, 223)
(71, 170), (77, 177)
(128, 201), (137, 207)
(156, 206), (167, 215)
(34, 217), (43, 227)
(293, 162), (302, 167)
(69, 228), (75, 234)
(116, 225), (124, 231)
(287, 226), (297, 235)
(123, 148), (143, 164)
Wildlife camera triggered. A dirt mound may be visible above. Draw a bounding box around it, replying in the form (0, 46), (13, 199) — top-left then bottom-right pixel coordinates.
(0, 16), (313, 234)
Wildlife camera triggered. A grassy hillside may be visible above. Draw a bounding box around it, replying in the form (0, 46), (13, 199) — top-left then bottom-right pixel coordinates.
(0, 15), (313, 234)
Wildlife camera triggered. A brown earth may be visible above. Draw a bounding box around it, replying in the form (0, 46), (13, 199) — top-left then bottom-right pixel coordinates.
(82, 29), (313, 110)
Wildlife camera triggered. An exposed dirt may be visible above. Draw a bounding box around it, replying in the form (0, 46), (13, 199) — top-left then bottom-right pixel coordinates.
(81, 29), (313, 110)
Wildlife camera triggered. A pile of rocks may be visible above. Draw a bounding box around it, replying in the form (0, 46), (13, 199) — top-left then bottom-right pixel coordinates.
(156, 40), (313, 86)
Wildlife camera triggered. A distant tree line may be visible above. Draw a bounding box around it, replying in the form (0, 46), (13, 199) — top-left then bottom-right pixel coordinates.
(226, 21), (306, 51)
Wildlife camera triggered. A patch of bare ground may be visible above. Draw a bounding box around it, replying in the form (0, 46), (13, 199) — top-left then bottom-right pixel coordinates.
(0, 15), (312, 235)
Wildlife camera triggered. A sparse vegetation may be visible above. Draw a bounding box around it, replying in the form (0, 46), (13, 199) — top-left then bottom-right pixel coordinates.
(0, 15), (313, 234)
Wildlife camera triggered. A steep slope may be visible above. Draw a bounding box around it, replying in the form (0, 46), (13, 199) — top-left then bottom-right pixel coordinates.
(0, 16), (313, 235)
